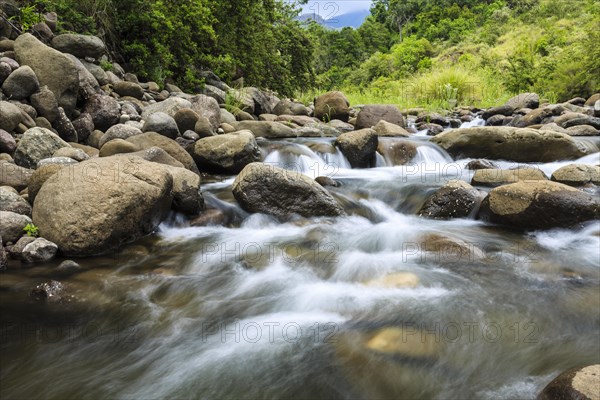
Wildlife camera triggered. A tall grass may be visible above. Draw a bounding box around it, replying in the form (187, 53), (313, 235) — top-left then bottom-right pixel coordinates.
(296, 65), (510, 111)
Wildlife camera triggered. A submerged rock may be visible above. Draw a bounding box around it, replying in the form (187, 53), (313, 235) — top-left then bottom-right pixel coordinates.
(232, 162), (345, 218)
(418, 180), (483, 219)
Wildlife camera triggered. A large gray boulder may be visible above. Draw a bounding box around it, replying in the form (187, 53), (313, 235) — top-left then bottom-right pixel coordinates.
(431, 127), (588, 162)
(0, 101), (26, 132)
(0, 210), (32, 243)
(418, 180), (483, 219)
(99, 124), (142, 148)
(503, 92), (539, 110)
(1, 65), (39, 100)
(14, 33), (79, 116)
(30, 86), (59, 123)
(82, 94), (120, 132)
(478, 181), (600, 230)
(551, 164), (600, 186)
(314, 91), (350, 122)
(126, 132), (199, 174)
(142, 112), (179, 139)
(232, 121), (296, 138)
(189, 94), (221, 130)
(335, 128), (378, 168)
(14, 127), (70, 169)
(0, 129), (16, 154)
(191, 130), (261, 174)
(232, 163), (345, 218)
(0, 186), (31, 215)
(21, 237), (58, 263)
(355, 104), (405, 130)
(32, 156), (173, 256)
(141, 97), (191, 119)
(0, 161), (33, 191)
(51, 34), (106, 59)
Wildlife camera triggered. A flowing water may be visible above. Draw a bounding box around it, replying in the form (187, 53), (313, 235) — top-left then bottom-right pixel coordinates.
(1, 128), (599, 399)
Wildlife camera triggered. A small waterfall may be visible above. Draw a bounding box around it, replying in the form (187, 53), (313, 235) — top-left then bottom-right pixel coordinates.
(262, 141), (351, 179)
(412, 142), (454, 164)
(460, 117), (485, 128)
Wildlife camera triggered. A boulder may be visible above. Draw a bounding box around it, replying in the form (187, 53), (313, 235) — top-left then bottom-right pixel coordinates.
(565, 125), (599, 136)
(431, 127), (588, 162)
(231, 121), (296, 138)
(27, 164), (62, 204)
(113, 81), (144, 100)
(563, 116), (600, 130)
(418, 180), (483, 219)
(8, 236), (36, 260)
(99, 139), (138, 157)
(471, 167), (548, 187)
(482, 104), (514, 120)
(1, 65), (39, 100)
(80, 60), (108, 85)
(0, 161), (33, 191)
(116, 147), (184, 169)
(21, 237), (58, 263)
(0, 186), (31, 215)
(504, 93), (539, 110)
(273, 99), (309, 116)
(377, 139), (417, 166)
(32, 157), (173, 256)
(174, 108), (199, 133)
(584, 94), (600, 107)
(314, 91), (350, 122)
(478, 181), (600, 230)
(355, 104), (405, 130)
(51, 34), (106, 59)
(14, 127), (70, 169)
(189, 95), (220, 131)
(551, 164), (600, 186)
(0, 100), (25, 131)
(14, 33), (79, 115)
(82, 94), (120, 132)
(537, 365), (600, 400)
(465, 159), (497, 170)
(72, 113), (95, 142)
(98, 124), (142, 148)
(126, 132), (199, 174)
(37, 156), (78, 168)
(64, 53), (101, 98)
(247, 87), (275, 115)
(142, 112), (179, 139)
(141, 97), (191, 119)
(0, 129), (16, 154)
(0, 210), (31, 243)
(53, 147), (89, 162)
(52, 107), (78, 142)
(232, 162), (345, 218)
(191, 130), (261, 174)
(335, 128), (378, 168)
(373, 120), (410, 137)
(30, 86), (59, 123)
(194, 116), (215, 137)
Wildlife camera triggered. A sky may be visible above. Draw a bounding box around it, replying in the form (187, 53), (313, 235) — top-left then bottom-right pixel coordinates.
(300, 0), (373, 16)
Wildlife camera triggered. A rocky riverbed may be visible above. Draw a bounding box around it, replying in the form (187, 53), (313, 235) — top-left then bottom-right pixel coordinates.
(1, 22), (599, 400)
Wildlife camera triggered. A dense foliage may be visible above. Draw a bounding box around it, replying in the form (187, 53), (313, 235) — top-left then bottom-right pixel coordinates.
(18, 0), (314, 95)
(13, 0), (600, 106)
(305, 0), (600, 106)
